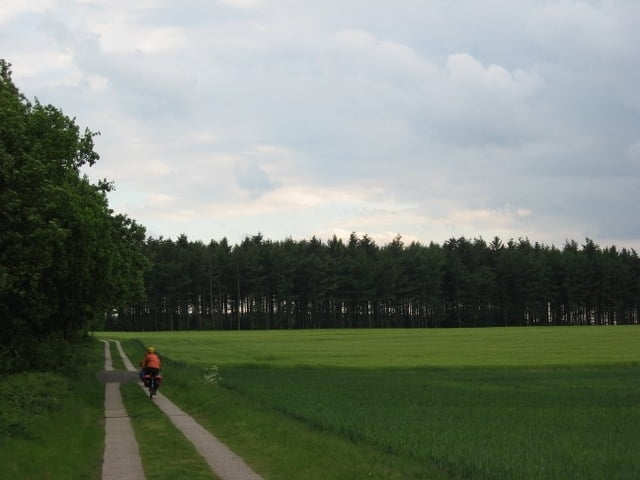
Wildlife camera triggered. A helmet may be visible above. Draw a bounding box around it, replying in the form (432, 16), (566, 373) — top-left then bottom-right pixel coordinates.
(147, 346), (155, 353)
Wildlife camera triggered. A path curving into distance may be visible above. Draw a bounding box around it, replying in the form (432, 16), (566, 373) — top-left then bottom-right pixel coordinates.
(100, 339), (263, 480)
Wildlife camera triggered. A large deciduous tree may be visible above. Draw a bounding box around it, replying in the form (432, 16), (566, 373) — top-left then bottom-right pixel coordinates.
(0, 60), (148, 372)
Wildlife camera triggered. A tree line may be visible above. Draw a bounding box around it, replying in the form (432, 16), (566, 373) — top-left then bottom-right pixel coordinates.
(0, 60), (148, 373)
(107, 232), (640, 331)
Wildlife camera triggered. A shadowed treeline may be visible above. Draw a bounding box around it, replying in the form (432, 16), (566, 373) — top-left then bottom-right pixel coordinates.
(107, 233), (640, 331)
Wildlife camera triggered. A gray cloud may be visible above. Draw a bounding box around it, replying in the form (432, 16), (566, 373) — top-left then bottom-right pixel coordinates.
(2, 0), (639, 248)
(233, 159), (279, 198)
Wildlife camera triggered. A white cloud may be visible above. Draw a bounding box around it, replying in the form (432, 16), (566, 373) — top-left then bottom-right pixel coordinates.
(530, 0), (625, 59)
(450, 206), (533, 229)
(96, 23), (189, 54)
(3, 0), (640, 249)
(146, 193), (175, 208)
(446, 53), (543, 96)
(86, 74), (109, 91)
(200, 185), (362, 218)
(218, 0), (263, 8)
(0, 0), (56, 26)
(8, 50), (82, 86)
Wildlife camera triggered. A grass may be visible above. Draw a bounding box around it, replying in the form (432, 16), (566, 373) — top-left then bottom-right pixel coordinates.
(220, 365), (640, 479)
(119, 383), (218, 480)
(119, 338), (446, 480)
(103, 325), (640, 368)
(102, 327), (640, 479)
(0, 339), (105, 480)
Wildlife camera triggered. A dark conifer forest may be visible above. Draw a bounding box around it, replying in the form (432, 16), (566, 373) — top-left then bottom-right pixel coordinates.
(107, 232), (640, 331)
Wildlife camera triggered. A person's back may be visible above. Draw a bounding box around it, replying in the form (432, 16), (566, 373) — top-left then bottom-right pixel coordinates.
(143, 351), (161, 369)
(139, 346), (162, 383)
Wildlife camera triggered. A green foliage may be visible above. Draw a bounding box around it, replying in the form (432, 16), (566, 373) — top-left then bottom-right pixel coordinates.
(0, 336), (98, 440)
(0, 372), (69, 438)
(0, 339), (104, 479)
(202, 364), (222, 384)
(0, 58), (148, 372)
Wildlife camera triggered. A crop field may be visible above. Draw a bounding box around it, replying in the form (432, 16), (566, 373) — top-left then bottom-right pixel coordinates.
(104, 327), (640, 479)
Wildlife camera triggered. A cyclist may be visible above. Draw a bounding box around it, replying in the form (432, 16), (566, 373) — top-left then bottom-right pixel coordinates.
(139, 346), (161, 385)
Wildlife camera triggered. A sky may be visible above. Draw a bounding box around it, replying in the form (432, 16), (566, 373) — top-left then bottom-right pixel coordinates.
(2, 0), (640, 250)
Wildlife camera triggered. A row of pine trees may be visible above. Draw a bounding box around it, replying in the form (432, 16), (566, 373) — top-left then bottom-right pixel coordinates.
(107, 233), (640, 331)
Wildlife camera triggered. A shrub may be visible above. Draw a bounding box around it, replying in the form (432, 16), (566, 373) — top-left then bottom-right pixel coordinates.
(0, 372), (69, 439)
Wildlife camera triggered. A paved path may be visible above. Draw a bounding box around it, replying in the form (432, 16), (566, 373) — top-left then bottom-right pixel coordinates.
(100, 339), (146, 480)
(101, 339), (263, 480)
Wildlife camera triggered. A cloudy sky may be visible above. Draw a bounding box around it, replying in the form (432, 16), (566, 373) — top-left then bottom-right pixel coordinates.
(3, 0), (639, 249)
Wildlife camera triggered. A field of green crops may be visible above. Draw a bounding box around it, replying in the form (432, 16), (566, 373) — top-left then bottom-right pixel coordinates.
(104, 326), (640, 479)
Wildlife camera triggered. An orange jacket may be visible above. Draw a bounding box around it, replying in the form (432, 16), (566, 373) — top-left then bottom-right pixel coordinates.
(141, 352), (161, 369)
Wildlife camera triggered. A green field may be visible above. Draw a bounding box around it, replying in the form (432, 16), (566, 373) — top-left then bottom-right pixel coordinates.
(104, 327), (640, 479)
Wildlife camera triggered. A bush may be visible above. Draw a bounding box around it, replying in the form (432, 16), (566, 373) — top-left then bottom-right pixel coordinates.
(0, 372), (70, 440)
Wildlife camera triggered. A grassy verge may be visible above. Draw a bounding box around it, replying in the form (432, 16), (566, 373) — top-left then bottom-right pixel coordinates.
(0, 338), (105, 480)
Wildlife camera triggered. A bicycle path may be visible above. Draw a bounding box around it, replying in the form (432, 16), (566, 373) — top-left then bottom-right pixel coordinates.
(100, 339), (146, 480)
(102, 340), (263, 480)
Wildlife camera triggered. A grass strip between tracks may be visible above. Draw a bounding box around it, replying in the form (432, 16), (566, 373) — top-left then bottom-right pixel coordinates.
(120, 382), (218, 480)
